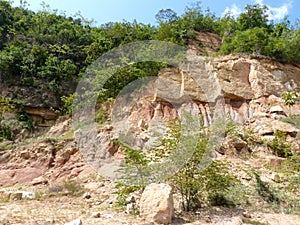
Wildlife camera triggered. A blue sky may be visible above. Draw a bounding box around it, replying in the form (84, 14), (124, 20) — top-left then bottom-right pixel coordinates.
(12, 0), (299, 26)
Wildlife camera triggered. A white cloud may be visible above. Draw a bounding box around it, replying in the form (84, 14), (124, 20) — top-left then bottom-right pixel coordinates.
(268, 4), (290, 20)
(255, 0), (292, 20)
(222, 4), (242, 19)
(222, 0), (292, 21)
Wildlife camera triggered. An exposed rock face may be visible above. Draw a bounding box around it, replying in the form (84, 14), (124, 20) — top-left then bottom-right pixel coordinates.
(212, 55), (300, 100)
(156, 54), (300, 125)
(24, 106), (57, 127)
(0, 118), (95, 187)
(140, 183), (174, 225)
(0, 78), (77, 109)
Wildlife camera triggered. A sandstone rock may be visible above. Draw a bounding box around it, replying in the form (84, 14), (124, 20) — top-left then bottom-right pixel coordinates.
(82, 192), (91, 199)
(91, 212), (101, 218)
(31, 176), (48, 186)
(126, 203), (136, 214)
(265, 156), (286, 169)
(242, 211), (252, 218)
(271, 173), (280, 183)
(0, 190), (11, 200)
(102, 214), (114, 219)
(21, 191), (35, 199)
(64, 218), (82, 225)
(271, 120), (299, 134)
(140, 183), (174, 225)
(20, 150), (31, 159)
(126, 194), (136, 204)
(270, 105), (285, 114)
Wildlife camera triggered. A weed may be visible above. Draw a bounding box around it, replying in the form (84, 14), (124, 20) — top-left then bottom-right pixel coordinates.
(63, 180), (84, 196)
(242, 218), (268, 225)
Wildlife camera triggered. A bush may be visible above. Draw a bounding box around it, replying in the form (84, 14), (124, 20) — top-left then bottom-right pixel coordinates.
(169, 142), (237, 211)
(60, 94), (74, 116)
(0, 124), (14, 142)
(267, 130), (292, 158)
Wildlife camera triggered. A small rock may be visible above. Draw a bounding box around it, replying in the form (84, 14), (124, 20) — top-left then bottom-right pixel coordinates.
(64, 218), (82, 225)
(270, 105), (285, 115)
(102, 213), (114, 219)
(138, 119), (148, 130)
(20, 150), (31, 159)
(126, 203), (135, 214)
(21, 191), (35, 199)
(242, 211), (252, 218)
(32, 176), (48, 186)
(82, 192), (91, 199)
(10, 192), (23, 200)
(91, 212), (101, 218)
(271, 173), (280, 183)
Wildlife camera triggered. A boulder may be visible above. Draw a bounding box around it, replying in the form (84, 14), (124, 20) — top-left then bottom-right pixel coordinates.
(140, 183), (174, 225)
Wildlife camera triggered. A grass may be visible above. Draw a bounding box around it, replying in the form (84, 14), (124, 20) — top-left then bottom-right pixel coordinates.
(242, 218), (268, 225)
(63, 180), (84, 197)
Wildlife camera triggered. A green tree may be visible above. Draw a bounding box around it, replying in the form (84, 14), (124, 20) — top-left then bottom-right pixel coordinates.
(236, 4), (269, 31)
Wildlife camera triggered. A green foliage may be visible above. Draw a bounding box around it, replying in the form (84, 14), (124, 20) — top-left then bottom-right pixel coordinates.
(222, 27), (269, 55)
(116, 142), (150, 186)
(280, 154), (300, 173)
(167, 132), (237, 211)
(0, 96), (15, 142)
(267, 130), (292, 158)
(115, 121), (237, 212)
(242, 218), (268, 225)
(281, 91), (300, 107)
(254, 173), (280, 205)
(0, 124), (14, 142)
(114, 142), (149, 207)
(0, 96), (14, 117)
(236, 4), (269, 31)
(17, 109), (34, 129)
(220, 4), (300, 62)
(1, 1), (300, 113)
(60, 94), (74, 116)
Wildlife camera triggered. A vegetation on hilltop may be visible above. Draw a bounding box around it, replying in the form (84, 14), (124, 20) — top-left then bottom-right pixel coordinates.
(0, 0), (299, 104)
(0, 0), (299, 140)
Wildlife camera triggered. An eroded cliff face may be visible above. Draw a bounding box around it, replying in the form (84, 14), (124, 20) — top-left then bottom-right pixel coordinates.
(151, 54), (300, 125)
(0, 78), (77, 127)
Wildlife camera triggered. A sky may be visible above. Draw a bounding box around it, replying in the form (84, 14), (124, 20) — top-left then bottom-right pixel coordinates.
(12, 0), (299, 26)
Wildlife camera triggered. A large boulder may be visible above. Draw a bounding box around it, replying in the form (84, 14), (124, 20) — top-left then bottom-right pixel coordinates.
(140, 183), (174, 225)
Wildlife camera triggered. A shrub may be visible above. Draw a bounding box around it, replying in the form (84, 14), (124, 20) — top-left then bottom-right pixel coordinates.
(113, 143), (149, 209)
(115, 120), (237, 212)
(169, 143), (237, 211)
(60, 94), (74, 116)
(63, 179), (83, 196)
(0, 124), (14, 142)
(267, 130), (292, 158)
(281, 91), (300, 107)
